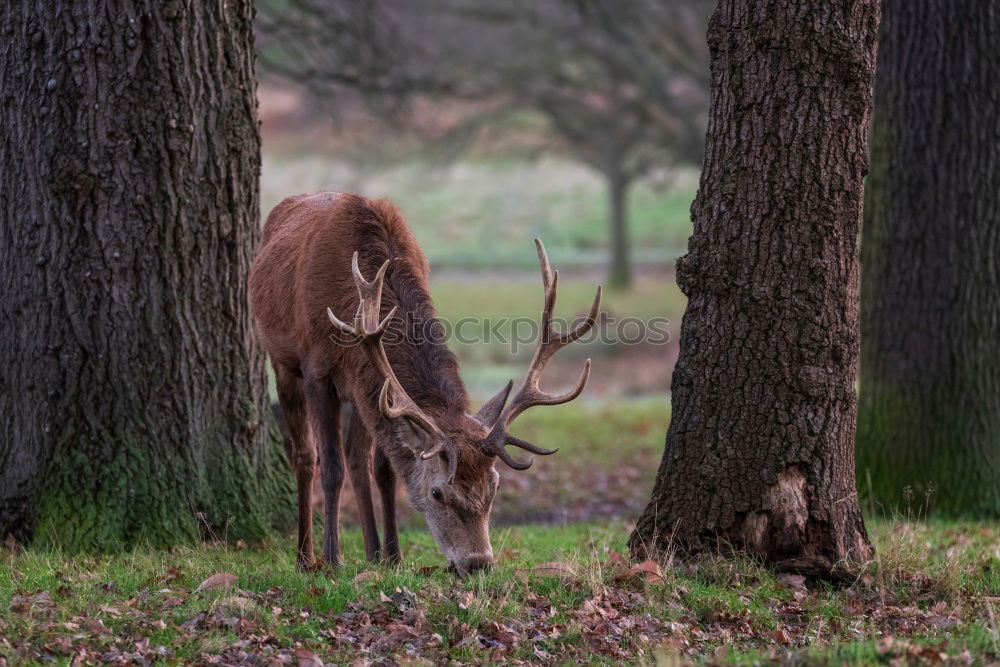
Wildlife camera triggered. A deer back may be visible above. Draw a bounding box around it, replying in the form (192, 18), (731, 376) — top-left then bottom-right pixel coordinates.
(249, 192), (464, 418)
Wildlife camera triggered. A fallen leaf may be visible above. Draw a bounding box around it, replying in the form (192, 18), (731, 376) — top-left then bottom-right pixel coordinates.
(928, 614), (960, 629)
(10, 591), (55, 614)
(385, 623), (420, 640)
(772, 628), (792, 645)
(195, 572), (237, 593)
(531, 562), (577, 580)
(389, 586), (417, 611)
(52, 636), (73, 654)
(457, 590), (475, 610)
(629, 560), (664, 584)
(608, 551), (628, 567)
(150, 619), (167, 630)
(294, 648), (323, 666)
(777, 573), (806, 591)
(84, 618), (108, 635)
(353, 571), (377, 584)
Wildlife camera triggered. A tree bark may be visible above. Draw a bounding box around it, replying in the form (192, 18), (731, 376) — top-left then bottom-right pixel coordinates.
(856, 1), (1000, 518)
(607, 169), (632, 289)
(630, 1), (878, 574)
(0, 0), (293, 549)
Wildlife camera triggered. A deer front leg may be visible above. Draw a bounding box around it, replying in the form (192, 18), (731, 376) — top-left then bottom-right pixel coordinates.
(305, 374), (344, 568)
(374, 445), (401, 564)
(345, 407), (382, 561)
(275, 363), (317, 571)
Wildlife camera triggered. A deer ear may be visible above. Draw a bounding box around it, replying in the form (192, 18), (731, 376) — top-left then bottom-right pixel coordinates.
(474, 379), (513, 427)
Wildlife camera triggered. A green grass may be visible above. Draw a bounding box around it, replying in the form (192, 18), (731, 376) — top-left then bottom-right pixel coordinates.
(3, 521), (998, 664)
(431, 271), (682, 323)
(500, 397), (667, 467)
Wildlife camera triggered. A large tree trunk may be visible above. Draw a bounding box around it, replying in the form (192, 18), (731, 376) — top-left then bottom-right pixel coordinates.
(856, 1), (1000, 518)
(629, 1), (878, 575)
(607, 169), (632, 289)
(0, 1), (293, 549)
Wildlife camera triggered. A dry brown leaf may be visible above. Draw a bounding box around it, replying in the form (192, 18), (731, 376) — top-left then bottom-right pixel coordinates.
(195, 572), (237, 593)
(457, 590), (475, 610)
(99, 604), (121, 616)
(150, 619), (167, 630)
(353, 571), (377, 584)
(10, 591), (55, 614)
(531, 561), (577, 580)
(629, 560), (664, 584)
(84, 618), (108, 635)
(390, 586), (417, 611)
(294, 648), (324, 666)
(777, 573), (806, 591)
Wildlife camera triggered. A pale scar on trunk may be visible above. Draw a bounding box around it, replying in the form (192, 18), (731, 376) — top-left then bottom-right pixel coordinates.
(739, 466), (808, 549)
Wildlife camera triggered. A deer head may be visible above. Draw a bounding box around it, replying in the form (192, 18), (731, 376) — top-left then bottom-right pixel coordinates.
(328, 240), (601, 576)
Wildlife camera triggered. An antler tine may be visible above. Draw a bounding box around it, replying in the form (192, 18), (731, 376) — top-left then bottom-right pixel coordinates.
(495, 448), (534, 471)
(562, 285), (602, 345)
(506, 434), (558, 456)
(479, 240), (602, 470)
(535, 238), (554, 291)
(326, 307), (357, 337)
(330, 252), (444, 447)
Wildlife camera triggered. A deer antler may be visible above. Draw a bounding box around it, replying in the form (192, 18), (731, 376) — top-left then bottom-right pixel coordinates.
(327, 253), (448, 465)
(477, 239), (602, 470)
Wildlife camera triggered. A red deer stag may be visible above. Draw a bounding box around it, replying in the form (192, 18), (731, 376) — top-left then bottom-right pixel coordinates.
(249, 193), (601, 575)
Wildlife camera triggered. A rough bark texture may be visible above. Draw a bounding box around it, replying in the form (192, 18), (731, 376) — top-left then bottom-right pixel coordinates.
(0, 0), (293, 549)
(856, 1), (1000, 518)
(630, 1), (878, 573)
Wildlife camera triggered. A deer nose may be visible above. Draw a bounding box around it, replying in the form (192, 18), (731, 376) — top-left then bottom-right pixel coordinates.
(460, 553), (493, 573)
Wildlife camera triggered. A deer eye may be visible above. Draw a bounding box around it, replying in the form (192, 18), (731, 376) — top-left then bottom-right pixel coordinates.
(431, 487), (444, 502)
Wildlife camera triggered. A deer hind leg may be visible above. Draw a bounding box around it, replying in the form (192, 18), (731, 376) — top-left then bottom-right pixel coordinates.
(374, 445), (401, 564)
(344, 406), (382, 561)
(274, 362), (317, 571)
(304, 373), (345, 568)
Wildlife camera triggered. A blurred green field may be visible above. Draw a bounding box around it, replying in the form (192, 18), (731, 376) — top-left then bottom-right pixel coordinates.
(261, 154), (698, 268)
(430, 272), (684, 398)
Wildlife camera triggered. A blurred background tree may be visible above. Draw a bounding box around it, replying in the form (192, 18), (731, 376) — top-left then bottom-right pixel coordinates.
(856, 0), (1000, 518)
(257, 0), (710, 289)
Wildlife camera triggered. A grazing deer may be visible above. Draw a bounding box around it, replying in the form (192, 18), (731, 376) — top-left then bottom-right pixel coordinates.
(249, 193), (600, 575)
